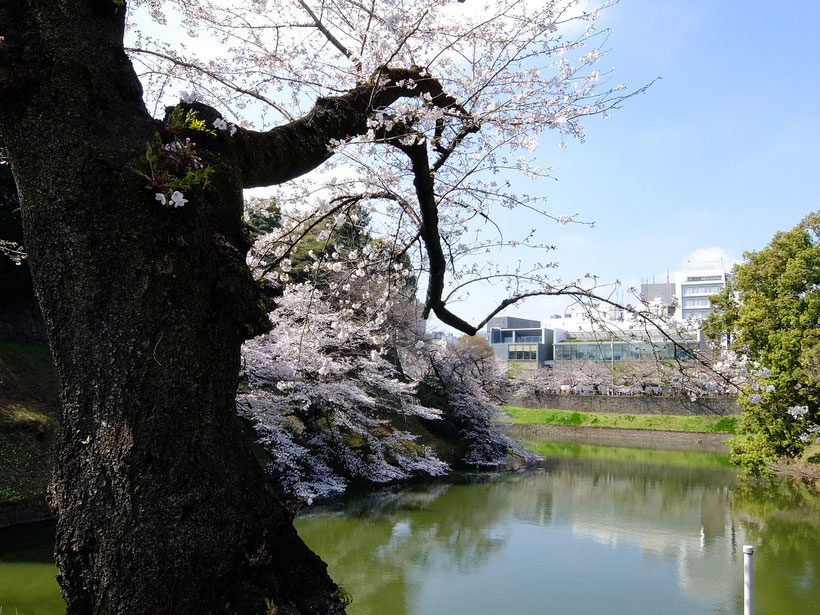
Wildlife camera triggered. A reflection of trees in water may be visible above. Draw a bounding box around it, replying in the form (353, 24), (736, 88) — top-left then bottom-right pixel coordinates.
(541, 457), (737, 546)
(296, 475), (520, 613)
(297, 504), (415, 614)
(731, 478), (820, 615)
(298, 462), (740, 611)
(537, 458), (743, 612)
(1, 466), (816, 615)
(295, 460), (818, 615)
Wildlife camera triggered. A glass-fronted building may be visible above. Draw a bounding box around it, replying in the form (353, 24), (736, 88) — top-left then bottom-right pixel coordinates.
(553, 336), (696, 362)
(483, 316), (698, 367)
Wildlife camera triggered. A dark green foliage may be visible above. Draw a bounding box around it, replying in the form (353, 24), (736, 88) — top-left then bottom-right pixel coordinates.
(702, 279), (740, 346)
(0, 343), (59, 524)
(246, 201), (282, 240)
(711, 417), (737, 433)
(706, 212), (820, 471)
(288, 205), (372, 284)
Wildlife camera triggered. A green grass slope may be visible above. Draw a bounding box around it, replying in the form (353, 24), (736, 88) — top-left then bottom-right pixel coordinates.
(0, 342), (59, 525)
(503, 405), (738, 433)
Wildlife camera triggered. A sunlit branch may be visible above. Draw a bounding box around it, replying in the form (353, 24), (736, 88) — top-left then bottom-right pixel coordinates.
(296, 0), (361, 71)
(126, 46), (297, 121)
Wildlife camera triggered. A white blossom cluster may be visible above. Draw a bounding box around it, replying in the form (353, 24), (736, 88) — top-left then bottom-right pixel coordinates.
(238, 283), (448, 500)
(786, 405), (820, 443)
(0, 239), (26, 265)
(408, 337), (540, 467)
(212, 117), (237, 135)
(154, 190), (187, 207)
(239, 223), (541, 496)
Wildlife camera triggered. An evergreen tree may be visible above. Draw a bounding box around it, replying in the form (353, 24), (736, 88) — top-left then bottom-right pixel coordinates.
(706, 212), (820, 472)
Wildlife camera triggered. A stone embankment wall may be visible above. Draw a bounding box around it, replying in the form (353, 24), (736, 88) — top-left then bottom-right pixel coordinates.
(0, 299), (48, 346)
(509, 392), (740, 416)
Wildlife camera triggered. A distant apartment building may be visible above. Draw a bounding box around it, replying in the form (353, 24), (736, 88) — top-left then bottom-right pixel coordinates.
(675, 268), (729, 321)
(640, 266), (729, 323)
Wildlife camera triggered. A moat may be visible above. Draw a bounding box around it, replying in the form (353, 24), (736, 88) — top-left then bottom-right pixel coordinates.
(2, 441), (819, 614)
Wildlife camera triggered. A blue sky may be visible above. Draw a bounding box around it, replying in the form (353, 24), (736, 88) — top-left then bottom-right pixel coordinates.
(443, 0), (820, 327)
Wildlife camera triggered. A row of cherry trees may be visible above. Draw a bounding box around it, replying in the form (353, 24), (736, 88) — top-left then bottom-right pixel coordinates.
(511, 358), (736, 398)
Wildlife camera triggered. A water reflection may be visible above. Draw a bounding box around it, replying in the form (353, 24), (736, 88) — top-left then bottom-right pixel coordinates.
(296, 449), (818, 615)
(2, 443), (819, 615)
(730, 479), (820, 615)
(0, 521), (62, 615)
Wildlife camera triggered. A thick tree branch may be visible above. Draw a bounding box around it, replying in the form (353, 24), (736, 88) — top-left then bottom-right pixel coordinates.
(238, 66), (466, 188)
(390, 135), (478, 333)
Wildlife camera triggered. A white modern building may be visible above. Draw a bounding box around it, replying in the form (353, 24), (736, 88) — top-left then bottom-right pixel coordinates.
(675, 267), (729, 322)
(484, 306), (697, 367)
(482, 264), (728, 367)
(640, 265), (730, 323)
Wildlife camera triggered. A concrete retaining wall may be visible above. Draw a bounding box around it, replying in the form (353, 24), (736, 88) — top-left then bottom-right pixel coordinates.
(509, 392), (740, 416)
(504, 423), (732, 453)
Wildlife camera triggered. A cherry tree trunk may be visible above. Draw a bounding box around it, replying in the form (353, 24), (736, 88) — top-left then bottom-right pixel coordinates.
(0, 2), (344, 613)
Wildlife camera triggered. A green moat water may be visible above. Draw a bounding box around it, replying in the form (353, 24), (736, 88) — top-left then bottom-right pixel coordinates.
(2, 442), (819, 614)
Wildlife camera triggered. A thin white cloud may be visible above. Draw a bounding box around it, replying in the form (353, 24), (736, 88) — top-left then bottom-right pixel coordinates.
(680, 247), (741, 271)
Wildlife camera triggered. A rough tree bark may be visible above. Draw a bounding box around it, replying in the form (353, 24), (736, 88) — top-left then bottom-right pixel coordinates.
(0, 2), (351, 612)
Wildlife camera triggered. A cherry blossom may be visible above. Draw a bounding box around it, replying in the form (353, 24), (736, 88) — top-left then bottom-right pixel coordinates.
(126, 0), (652, 335)
(170, 190), (187, 207)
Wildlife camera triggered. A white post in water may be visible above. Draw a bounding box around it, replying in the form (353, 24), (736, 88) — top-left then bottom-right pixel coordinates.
(743, 545), (754, 615)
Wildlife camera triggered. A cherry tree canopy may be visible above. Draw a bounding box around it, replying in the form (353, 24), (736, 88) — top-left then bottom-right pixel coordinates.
(127, 0), (646, 333)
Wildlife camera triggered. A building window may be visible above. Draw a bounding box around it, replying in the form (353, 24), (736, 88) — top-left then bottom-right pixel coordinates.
(508, 344), (537, 361)
(683, 297), (711, 307)
(553, 340), (694, 362)
(683, 284), (723, 296)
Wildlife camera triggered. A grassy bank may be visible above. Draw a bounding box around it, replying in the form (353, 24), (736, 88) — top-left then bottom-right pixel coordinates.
(503, 405), (738, 434)
(0, 342), (58, 524)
